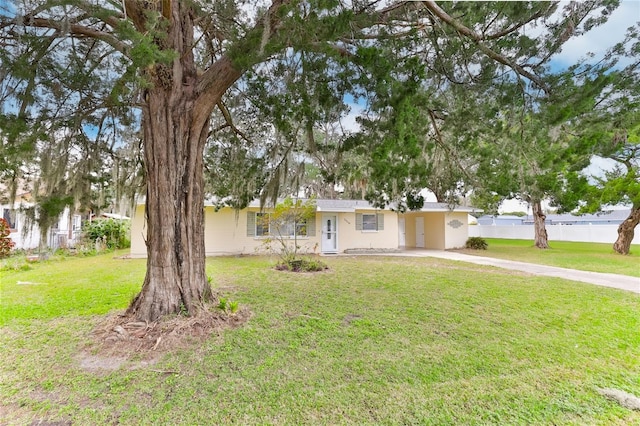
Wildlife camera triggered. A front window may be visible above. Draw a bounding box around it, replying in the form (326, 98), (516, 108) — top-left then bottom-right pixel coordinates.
(72, 215), (82, 231)
(362, 214), (377, 231)
(2, 209), (16, 230)
(256, 213), (270, 236)
(255, 212), (308, 238)
(274, 219), (307, 238)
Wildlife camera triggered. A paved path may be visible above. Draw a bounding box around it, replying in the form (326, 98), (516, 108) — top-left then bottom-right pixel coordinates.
(353, 250), (640, 294)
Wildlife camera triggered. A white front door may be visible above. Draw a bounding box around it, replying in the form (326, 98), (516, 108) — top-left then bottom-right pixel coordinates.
(415, 217), (425, 248)
(321, 215), (338, 253)
(398, 217), (406, 247)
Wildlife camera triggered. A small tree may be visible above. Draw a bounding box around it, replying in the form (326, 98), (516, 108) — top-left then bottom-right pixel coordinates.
(0, 217), (15, 258)
(260, 198), (324, 271)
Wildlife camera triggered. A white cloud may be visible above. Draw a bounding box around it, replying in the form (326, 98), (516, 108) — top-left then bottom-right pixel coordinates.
(554, 0), (639, 66)
(583, 155), (618, 178)
(339, 102), (364, 132)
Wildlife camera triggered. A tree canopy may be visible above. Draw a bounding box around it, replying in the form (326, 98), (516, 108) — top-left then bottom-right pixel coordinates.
(0, 0), (627, 320)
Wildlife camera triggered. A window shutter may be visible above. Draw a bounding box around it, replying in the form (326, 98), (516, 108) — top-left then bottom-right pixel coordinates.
(377, 213), (384, 231)
(355, 213), (363, 230)
(247, 212), (255, 236)
(306, 217), (316, 236)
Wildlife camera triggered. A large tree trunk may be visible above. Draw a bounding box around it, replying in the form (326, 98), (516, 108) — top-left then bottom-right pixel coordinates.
(532, 199), (549, 249)
(613, 205), (640, 255)
(126, 2), (240, 322)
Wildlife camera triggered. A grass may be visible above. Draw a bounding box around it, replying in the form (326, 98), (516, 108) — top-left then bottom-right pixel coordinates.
(1, 251), (639, 425)
(458, 239), (640, 277)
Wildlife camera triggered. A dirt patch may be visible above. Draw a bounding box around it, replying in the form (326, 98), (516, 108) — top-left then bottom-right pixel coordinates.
(598, 388), (640, 410)
(341, 314), (363, 326)
(80, 302), (252, 371)
(76, 353), (129, 372)
(0, 402), (72, 426)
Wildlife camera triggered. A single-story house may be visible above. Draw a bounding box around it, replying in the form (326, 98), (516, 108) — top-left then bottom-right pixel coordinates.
(522, 209), (631, 226)
(1, 204), (83, 251)
(1, 191), (84, 250)
(478, 209), (631, 227)
(477, 215), (525, 226)
(130, 199), (480, 258)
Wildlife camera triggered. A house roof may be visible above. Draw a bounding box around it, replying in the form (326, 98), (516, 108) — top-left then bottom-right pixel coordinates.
(99, 212), (131, 220)
(137, 196), (481, 213)
(246, 198), (380, 212)
(250, 199), (481, 213)
(522, 209), (631, 224)
(412, 202), (480, 213)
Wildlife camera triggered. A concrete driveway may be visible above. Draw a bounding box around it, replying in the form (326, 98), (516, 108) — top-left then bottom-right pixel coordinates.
(354, 249), (640, 294)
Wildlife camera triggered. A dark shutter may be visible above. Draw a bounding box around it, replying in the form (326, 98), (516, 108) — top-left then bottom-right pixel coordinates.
(355, 213), (363, 230)
(247, 211), (255, 236)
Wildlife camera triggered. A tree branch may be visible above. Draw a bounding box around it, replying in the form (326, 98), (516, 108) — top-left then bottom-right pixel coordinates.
(482, 8), (552, 40)
(427, 109), (478, 186)
(422, 1), (548, 92)
(195, 1), (293, 127)
(214, 101), (253, 145)
(22, 17), (129, 56)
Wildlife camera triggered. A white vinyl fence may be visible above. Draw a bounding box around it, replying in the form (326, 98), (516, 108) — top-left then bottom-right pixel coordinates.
(469, 224), (640, 245)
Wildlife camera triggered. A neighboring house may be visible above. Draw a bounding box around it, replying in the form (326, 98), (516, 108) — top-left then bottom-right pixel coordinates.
(477, 215), (525, 226)
(478, 209), (630, 226)
(0, 192), (83, 250)
(130, 199), (479, 258)
(522, 209), (631, 226)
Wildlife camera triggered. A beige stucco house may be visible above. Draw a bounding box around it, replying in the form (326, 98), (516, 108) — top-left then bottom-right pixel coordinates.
(130, 199), (478, 258)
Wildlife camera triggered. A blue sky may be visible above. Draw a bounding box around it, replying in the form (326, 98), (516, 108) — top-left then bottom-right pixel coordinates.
(551, 0), (639, 68)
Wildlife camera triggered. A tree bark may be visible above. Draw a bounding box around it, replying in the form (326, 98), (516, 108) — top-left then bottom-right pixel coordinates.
(126, 2), (240, 321)
(532, 199), (549, 249)
(613, 205), (640, 255)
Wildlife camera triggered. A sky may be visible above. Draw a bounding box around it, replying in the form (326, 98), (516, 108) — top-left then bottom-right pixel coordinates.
(553, 0), (639, 67)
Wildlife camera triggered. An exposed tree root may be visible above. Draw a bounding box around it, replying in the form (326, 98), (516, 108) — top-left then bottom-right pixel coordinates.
(84, 300), (251, 361)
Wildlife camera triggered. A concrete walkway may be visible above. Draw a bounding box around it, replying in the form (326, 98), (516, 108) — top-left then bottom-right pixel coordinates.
(357, 250), (640, 294)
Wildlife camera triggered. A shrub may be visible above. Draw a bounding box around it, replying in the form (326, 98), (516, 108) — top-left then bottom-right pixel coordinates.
(83, 218), (131, 250)
(0, 218), (15, 258)
(276, 257), (328, 272)
(465, 237), (488, 250)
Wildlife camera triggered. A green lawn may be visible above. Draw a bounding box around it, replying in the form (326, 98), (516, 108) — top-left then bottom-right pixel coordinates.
(1, 251), (639, 425)
(457, 239), (640, 277)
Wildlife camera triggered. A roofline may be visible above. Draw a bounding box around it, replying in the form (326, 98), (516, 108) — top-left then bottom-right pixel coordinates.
(134, 197), (481, 213)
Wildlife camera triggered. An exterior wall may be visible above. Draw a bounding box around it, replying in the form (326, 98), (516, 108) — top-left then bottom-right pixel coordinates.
(469, 224), (640, 245)
(401, 213), (446, 249)
(443, 212), (469, 249)
(403, 214), (416, 248)
(2, 204), (82, 250)
(2, 204), (37, 250)
(204, 207), (322, 255)
(423, 213), (445, 249)
(130, 205), (148, 258)
(130, 206), (401, 257)
(336, 210), (399, 251)
(400, 211), (470, 250)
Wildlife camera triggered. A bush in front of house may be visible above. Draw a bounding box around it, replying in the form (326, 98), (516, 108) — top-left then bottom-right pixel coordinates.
(276, 256), (328, 272)
(83, 218), (131, 250)
(0, 217), (15, 258)
(465, 236), (488, 250)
